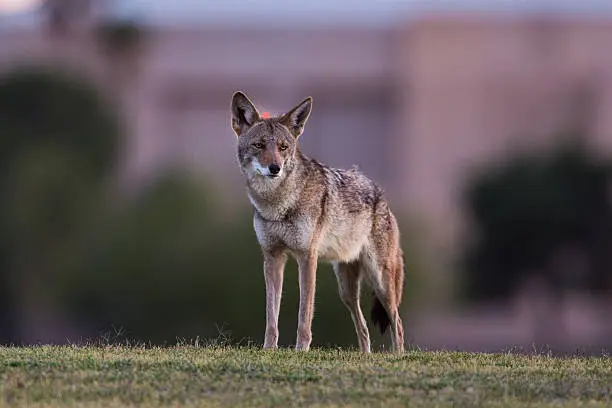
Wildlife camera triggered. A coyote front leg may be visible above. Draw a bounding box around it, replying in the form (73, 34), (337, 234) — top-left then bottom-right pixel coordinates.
(263, 251), (286, 349)
(296, 253), (317, 351)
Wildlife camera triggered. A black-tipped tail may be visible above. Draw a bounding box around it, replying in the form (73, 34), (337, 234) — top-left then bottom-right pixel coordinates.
(370, 293), (390, 334)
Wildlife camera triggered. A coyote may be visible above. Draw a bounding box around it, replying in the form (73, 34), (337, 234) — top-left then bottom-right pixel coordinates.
(230, 91), (405, 353)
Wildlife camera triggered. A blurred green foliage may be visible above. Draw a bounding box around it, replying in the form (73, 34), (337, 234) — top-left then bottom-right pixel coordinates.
(0, 66), (422, 349)
(0, 68), (119, 178)
(0, 67), (120, 343)
(461, 138), (612, 301)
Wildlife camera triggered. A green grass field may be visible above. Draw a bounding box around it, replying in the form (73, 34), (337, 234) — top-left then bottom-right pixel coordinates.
(0, 345), (610, 407)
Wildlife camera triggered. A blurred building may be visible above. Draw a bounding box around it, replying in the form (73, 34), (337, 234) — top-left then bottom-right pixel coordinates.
(3, 11), (612, 248)
(2, 4), (612, 350)
(396, 15), (612, 250)
(2, 10), (612, 268)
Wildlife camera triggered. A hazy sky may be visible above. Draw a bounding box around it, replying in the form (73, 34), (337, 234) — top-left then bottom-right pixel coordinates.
(111, 0), (612, 26)
(3, 0), (612, 28)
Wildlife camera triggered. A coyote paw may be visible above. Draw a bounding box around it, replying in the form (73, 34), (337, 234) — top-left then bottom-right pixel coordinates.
(295, 343), (310, 351)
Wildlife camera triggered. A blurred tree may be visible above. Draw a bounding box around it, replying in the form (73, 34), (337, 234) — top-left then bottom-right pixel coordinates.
(94, 18), (146, 102)
(96, 19), (143, 59)
(43, 0), (94, 36)
(461, 137), (612, 303)
(0, 68), (119, 177)
(0, 67), (121, 343)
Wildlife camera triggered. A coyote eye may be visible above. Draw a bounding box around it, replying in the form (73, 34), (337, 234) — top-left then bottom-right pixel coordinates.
(253, 142), (265, 149)
(279, 144), (289, 151)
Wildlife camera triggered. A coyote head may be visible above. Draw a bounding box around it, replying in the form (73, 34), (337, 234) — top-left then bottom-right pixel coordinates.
(231, 91), (312, 184)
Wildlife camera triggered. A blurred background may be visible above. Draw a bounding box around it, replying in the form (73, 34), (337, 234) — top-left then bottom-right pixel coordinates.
(1, 0), (612, 354)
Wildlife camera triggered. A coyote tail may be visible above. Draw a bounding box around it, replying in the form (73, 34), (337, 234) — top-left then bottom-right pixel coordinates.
(370, 252), (404, 335)
(370, 293), (390, 334)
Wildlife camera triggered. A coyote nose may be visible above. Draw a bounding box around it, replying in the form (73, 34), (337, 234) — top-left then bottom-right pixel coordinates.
(269, 164), (281, 175)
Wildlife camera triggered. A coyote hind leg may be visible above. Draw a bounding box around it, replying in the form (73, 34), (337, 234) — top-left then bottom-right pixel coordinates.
(333, 260), (371, 353)
(363, 250), (405, 353)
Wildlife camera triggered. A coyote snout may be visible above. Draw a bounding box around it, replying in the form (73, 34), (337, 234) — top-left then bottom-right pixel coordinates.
(249, 144), (284, 179)
(251, 157), (281, 178)
(230, 91), (406, 353)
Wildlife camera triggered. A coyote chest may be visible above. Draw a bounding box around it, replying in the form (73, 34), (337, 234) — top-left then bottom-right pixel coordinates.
(253, 212), (369, 262)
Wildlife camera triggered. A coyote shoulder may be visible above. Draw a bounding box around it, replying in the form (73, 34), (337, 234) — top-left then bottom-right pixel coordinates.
(230, 91), (405, 352)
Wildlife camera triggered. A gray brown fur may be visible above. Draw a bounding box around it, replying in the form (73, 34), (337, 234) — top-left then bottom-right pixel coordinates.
(230, 91), (405, 352)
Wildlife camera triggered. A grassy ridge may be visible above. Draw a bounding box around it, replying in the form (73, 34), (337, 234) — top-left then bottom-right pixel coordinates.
(0, 345), (611, 407)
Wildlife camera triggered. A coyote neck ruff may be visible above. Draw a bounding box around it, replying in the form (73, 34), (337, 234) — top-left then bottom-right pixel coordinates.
(230, 91), (405, 353)
(245, 150), (306, 222)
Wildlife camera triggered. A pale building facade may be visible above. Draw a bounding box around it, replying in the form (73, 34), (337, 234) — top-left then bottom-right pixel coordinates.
(2, 13), (612, 276)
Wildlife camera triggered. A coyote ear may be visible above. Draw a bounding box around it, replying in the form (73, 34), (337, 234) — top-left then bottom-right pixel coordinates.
(231, 91), (261, 136)
(281, 97), (312, 138)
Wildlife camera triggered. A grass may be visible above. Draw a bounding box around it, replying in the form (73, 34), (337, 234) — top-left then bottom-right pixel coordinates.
(0, 344), (611, 407)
